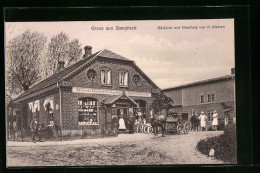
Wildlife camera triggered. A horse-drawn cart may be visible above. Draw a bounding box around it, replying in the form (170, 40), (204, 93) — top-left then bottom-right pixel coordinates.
(165, 112), (191, 135)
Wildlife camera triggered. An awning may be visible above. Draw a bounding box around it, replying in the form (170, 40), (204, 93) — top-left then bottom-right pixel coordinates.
(104, 94), (138, 106)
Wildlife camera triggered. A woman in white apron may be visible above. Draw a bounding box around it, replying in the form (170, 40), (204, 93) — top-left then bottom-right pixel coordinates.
(198, 111), (207, 131)
(212, 110), (218, 131)
(118, 114), (126, 130)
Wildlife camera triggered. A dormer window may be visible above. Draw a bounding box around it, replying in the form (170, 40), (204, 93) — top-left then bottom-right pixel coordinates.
(101, 69), (111, 85)
(119, 71), (128, 87)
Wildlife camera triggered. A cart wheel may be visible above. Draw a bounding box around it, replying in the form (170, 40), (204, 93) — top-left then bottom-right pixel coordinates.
(148, 126), (153, 134)
(137, 125), (142, 133)
(183, 122), (191, 134)
(176, 124), (182, 135)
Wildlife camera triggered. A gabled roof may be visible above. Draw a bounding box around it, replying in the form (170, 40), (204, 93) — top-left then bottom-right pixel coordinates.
(104, 94), (138, 106)
(162, 74), (235, 92)
(98, 49), (133, 62)
(14, 49), (159, 102)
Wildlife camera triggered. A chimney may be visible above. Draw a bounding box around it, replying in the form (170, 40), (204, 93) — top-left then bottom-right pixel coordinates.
(83, 46), (92, 59)
(57, 61), (65, 72)
(231, 68), (235, 75)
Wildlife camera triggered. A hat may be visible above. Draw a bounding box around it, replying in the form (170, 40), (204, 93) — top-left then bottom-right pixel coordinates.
(201, 111), (204, 114)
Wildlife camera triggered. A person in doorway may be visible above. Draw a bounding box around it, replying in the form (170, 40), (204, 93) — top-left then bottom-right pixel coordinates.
(30, 116), (42, 143)
(128, 112), (135, 134)
(212, 110), (218, 131)
(198, 111), (207, 131)
(118, 113), (126, 131)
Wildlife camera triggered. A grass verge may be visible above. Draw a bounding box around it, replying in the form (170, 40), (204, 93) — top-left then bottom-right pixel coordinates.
(197, 123), (237, 163)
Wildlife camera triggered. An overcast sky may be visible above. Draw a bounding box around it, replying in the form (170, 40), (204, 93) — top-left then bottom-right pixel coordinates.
(5, 19), (234, 89)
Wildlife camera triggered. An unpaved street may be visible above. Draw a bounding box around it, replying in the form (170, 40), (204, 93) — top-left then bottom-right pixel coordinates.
(7, 131), (224, 166)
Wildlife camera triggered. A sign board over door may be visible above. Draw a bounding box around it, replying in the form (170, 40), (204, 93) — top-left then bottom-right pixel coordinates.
(72, 87), (151, 97)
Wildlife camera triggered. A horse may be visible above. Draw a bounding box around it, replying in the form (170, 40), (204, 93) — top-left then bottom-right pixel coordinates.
(151, 114), (166, 138)
(190, 115), (200, 131)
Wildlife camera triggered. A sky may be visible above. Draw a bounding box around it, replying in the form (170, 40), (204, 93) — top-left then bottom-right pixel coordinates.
(5, 19), (235, 89)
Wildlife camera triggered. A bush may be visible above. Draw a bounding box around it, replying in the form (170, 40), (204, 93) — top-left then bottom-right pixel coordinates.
(217, 122), (225, 130)
(197, 123), (237, 163)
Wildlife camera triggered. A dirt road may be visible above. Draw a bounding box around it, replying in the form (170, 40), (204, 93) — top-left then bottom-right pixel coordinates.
(7, 131), (224, 166)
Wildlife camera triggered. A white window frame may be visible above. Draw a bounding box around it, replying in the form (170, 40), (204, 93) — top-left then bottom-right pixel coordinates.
(119, 71), (129, 87)
(101, 69), (112, 86)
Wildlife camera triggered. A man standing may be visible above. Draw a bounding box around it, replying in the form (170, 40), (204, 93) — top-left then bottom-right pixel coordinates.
(128, 112), (135, 134)
(111, 114), (119, 136)
(30, 116), (42, 143)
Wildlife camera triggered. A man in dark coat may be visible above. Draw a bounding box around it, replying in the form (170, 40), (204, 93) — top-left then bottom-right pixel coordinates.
(111, 114), (119, 136)
(30, 117), (42, 143)
(128, 112), (135, 134)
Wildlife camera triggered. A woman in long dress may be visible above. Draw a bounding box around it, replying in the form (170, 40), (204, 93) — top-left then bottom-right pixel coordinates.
(118, 114), (126, 130)
(198, 111), (207, 131)
(212, 110), (218, 131)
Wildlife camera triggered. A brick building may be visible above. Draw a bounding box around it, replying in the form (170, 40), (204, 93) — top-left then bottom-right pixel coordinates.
(162, 70), (235, 127)
(13, 47), (160, 136)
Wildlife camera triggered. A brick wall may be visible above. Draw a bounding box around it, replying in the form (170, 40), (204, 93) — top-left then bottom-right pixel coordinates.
(22, 90), (60, 129)
(182, 79), (235, 106)
(61, 89), (154, 132)
(69, 58), (155, 93)
(182, 101), (235, 120)
(163, 88), (182, 106)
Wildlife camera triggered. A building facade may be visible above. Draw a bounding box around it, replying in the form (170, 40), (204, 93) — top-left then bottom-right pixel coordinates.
(13, 47), (160, 136)
(162, 71), (235, 128)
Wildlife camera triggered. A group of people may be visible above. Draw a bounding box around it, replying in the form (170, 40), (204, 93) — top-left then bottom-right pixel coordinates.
(190, 110), (219, 131)
(111, 111), (137, 135)
(30, 115), (61, 143)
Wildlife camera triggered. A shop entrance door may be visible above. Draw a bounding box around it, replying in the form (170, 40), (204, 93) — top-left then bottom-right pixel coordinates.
(116, 108), (129, 119)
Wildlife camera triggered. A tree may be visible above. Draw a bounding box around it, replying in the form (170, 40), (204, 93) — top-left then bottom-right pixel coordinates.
(46, 32), (82, 75)
(150, 92), (174, 115)
(6, 30), (47, 92)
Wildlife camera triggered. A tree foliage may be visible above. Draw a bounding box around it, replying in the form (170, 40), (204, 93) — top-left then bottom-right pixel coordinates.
(150, 92), (174, 115)
(46, 32), (82, 75)
(6, 30), (47, 92)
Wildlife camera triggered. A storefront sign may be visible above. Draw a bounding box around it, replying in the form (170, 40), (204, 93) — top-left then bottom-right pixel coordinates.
(72, 87), (151, 97)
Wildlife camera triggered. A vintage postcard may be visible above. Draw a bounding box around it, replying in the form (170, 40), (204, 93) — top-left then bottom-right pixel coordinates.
(5, 19), (236, 166)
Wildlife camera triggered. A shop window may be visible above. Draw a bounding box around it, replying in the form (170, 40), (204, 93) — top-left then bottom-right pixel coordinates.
(78, 97), (98, 125)
(119, 71), (128, 87)
(132, 74), (141, 85)
(101, 69), (111, 85)
(87, 69), (97, 81)
(200, 95), (204, 103)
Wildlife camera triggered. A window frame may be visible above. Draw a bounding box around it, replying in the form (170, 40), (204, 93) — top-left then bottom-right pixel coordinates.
(207, 93), (215, 103)
(132, 74), (142, 86)
(86, 69), (97, 81)
(101, 68), (112, 86)
(118, 70), (129, 87)
(200, 95), (205, 104)
(78, 97), (99, 125)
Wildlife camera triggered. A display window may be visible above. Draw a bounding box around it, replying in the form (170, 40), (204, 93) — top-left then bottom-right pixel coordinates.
(78, 97), (99, 125)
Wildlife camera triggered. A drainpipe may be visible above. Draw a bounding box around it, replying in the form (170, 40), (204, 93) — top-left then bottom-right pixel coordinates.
(57, 82), (63, 138)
